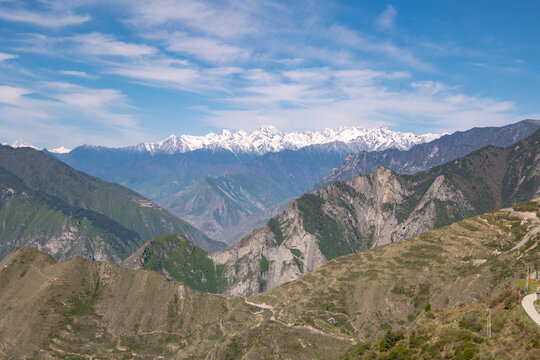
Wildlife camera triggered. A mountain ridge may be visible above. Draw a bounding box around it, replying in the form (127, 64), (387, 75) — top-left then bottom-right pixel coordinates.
(209, 128), (540, 295)
(317, 119), (540, 188)
(0, 146), (224, 261)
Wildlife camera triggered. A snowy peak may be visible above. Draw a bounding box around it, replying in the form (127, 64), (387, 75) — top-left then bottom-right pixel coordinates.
(3, 140), (39, 150)
(50, 146), (72, 154)
(132, 125), (441, 155)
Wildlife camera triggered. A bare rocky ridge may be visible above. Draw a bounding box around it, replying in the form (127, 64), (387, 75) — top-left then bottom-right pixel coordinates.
(210, 130), (540, 295)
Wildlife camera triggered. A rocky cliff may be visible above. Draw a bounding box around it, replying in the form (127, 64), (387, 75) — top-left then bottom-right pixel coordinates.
(210, 129), (540, 295)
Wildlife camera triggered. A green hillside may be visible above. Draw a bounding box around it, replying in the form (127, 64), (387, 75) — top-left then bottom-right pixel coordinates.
(0, 146), (224, 255)
(125, 234), (227, 293)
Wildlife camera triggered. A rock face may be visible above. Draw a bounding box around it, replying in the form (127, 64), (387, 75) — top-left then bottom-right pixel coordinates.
(317, 119), (540, 188)
(210, 129), (540, 295)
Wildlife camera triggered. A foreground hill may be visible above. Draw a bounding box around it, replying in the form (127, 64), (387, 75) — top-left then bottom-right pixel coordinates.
(317, 119), (540, 188)
(1, 200), (538, 358)
(341, 280), (540, 359)
(0, 146), (224, 260)
(209, 129), (540, 295)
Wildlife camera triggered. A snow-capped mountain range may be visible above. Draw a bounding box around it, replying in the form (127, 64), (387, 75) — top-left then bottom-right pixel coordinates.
(4, 125), (441, 156)
(131, 125), (441, 155)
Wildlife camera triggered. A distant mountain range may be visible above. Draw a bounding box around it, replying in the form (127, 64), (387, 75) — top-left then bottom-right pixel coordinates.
(163, 144), (353, 243)
(0, 146), (224, 261)
(128, 125), (441, 155)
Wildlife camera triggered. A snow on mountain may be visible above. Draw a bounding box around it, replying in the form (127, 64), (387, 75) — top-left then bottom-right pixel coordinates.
(131, 125), (441, 155)
(7, 140), (39, 150)
(50, 146), (72, 154)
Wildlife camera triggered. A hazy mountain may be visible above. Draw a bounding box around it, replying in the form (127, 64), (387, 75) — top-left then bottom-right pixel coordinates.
(1, 199), (538, 358)
(50, 146), (251, 201)
(0, 146), (224, 259)
(164, 143), (351, 243)
(209, 129), (540, 295)
(317, 119), (540, 188)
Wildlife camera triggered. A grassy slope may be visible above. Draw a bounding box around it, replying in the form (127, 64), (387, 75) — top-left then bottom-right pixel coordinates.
(139, 234), (227, 293)
(0, 146), (224, 251)
(0, 199), (538, 359)
(340, 281), (540, 359)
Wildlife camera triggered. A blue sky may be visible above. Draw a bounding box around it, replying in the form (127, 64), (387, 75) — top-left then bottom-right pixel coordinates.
(0, 0), (539, 149)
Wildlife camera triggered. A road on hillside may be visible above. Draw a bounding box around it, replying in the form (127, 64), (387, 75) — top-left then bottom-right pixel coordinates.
(521, 293), (540, 327)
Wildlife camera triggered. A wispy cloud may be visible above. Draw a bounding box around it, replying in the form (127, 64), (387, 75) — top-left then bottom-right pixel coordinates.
(128, 0), (258, 38)
(0, 7), (90, 27)
(59, 70), (97, 79)
(150, 31), (250, 63)
(0, 52), (17, 62)
(202, 67), (516, 133)
(376, 5), (397, 29)
(325, 25), (434, 71)
(70, 33), (156, 57)
(107, 58), (202, 90)
(0, 80), (147, 147)
(0, 85), (32, 106)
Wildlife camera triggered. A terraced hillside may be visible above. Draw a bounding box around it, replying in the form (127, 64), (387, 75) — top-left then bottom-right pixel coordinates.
(1, 199), (538, 359)
(341, 280), (540, 359)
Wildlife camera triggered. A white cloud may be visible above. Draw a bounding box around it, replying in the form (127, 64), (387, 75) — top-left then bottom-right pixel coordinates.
(0, 85), (32, 105)
(0, 52), (17, 62)
(108, 59), (201, 90)
(128, 0), (257, 38)
(107, 57), (245, 93)
(0, 82), (138, 130)
(154, 31), (250, 63)
(59, 70), (97, 79)
(376, 5), (397, 29)
(410, 81), (447, 95)
(202, 67), (517, 133)
(326, 25), (434, 71)
(71, 33), (156, 57)
(0, 7), (90, 27)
